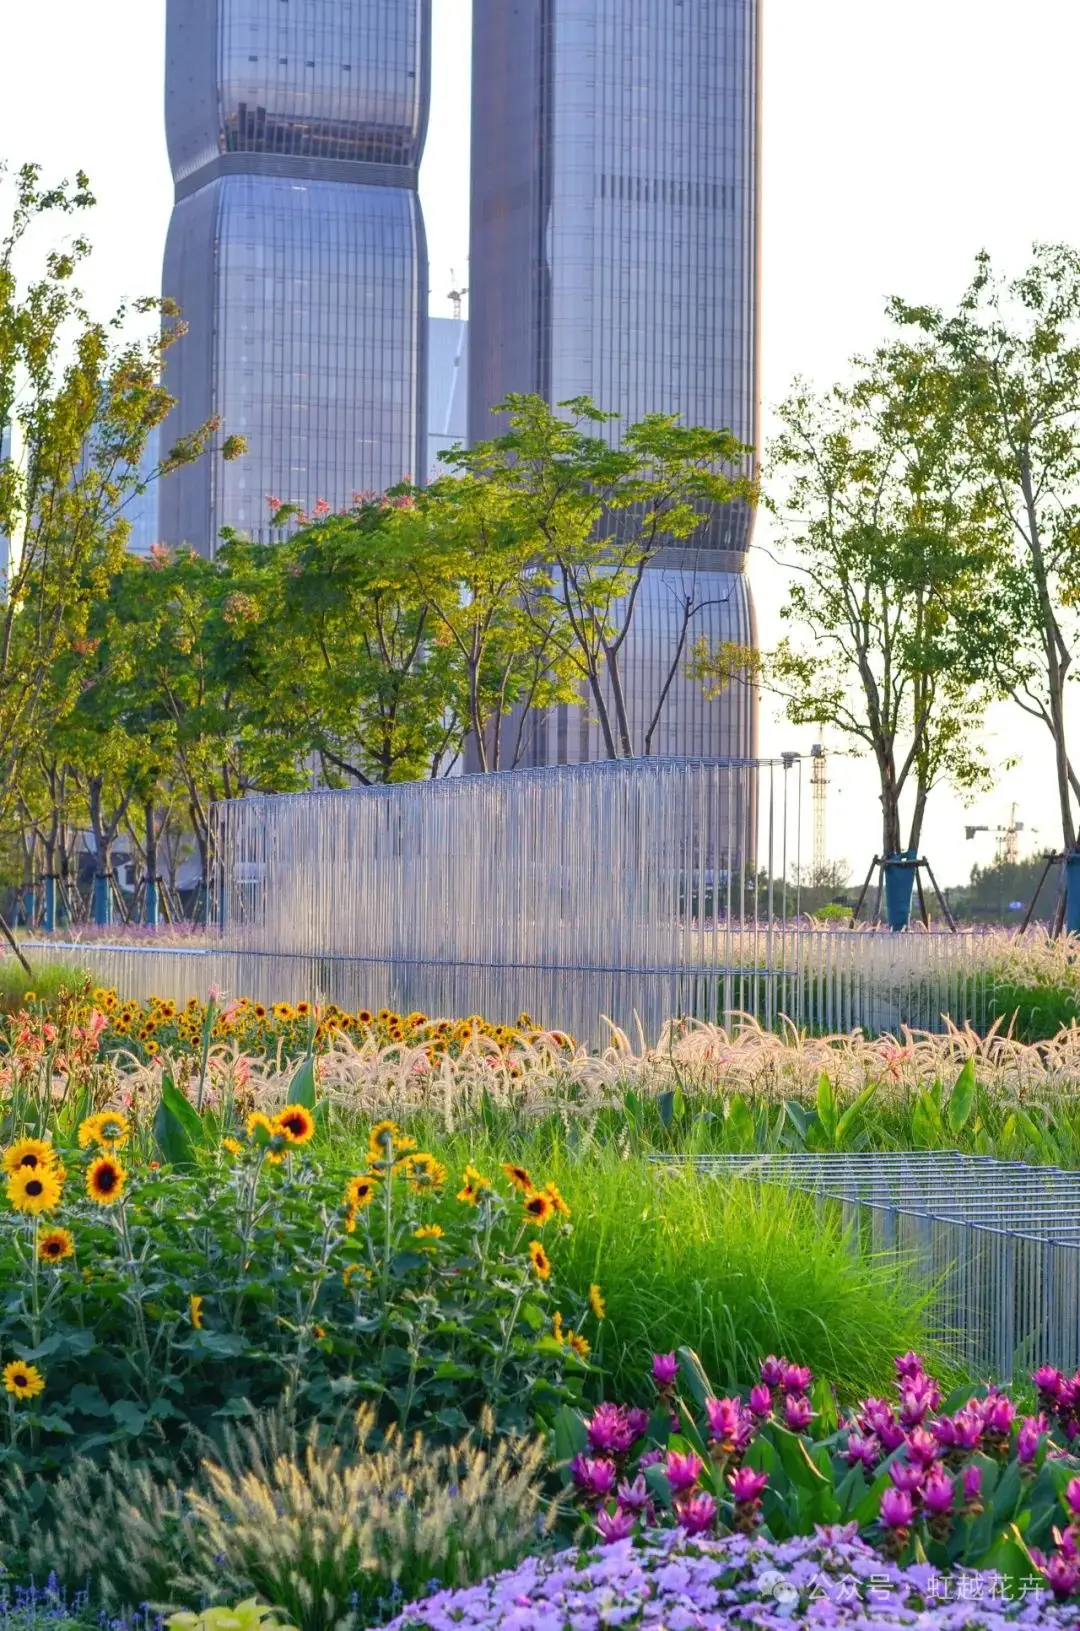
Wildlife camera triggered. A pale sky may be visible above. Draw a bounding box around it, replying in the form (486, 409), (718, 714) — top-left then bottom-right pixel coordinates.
(2, 0), (1078, 888)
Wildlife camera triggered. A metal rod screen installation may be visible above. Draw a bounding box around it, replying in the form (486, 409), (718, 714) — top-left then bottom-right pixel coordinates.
(656, 1153), (1080, 1380)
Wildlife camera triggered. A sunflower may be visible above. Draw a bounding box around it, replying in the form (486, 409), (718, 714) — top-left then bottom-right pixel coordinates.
(589, 1283), (606, 1320)
(222, 1137), (244, 1158)
(414, 1224), (444, 1240)
(344, 1174), (379, 1212)
(189, 1294), (204, 1330)
(502, 1162), (533, 1195)
(245, 1111), (277, 1143)
(7, 1166), (62, 1216)
(356, 1010), (373, 1026)
(367, 1119), (400, 1159)
(567, 1330), (591, 1360)
(527, 1240), (551, 1280)
(77, 1111), (130, 1151)
(552, 1311), (564, 1343)
(37, 1228), (75, 1264)
(2, 1361), (45, 1401)
(274, 1104), (316, 1146)
(253, 1004), (268, 1021)
(2, 1137), (57, 1178)
(272, 1002), (295, 1022)
(296, 1001), (312, 1018)
(456, 1163), (492, 1206)
(86, 1155), (127, 1207)
(544, 1181), (571, 1220)
(397, 1152), (447, 1190)
(523, 1191), (555, 1226)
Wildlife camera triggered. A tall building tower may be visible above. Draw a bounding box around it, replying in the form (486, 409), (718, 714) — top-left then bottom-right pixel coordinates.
(161, 0), (430, 555)
(469, 0), (760, 763)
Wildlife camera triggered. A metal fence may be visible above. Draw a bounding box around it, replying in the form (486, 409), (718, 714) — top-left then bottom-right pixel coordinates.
(656, 1153), (1080, 1380)
(33, 757), (997, 1043)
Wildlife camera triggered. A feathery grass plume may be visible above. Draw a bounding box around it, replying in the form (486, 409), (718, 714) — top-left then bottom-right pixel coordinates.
(174, 1405), (553, 1631)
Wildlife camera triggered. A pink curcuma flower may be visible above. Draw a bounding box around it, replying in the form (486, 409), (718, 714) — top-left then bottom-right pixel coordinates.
(570, 1455), (617, 1500)
(759, 1355), (785, 1387)
(845, 1432), (880, 1471)
(729, 1466), (768, 1504)
(880, 1487), (915, 1530)
(906, 1427), (939, 1467)
(625, 1407), (650, 1441)
(983, 1394), (1016, 1437)
(894, 1351), (925, 1381)
(594, 1506), (636, 1545)
(706, 1396), (743, 1448)
(1034, 1365), (1066, 1401)
(920, 1467), (955, 1519)
(780, 1362), (813, 1396)
(1066, 1477), (1080, 1519)
(888, 1460), (924, 1495)
(616, 1474), (652, 1513)
(783, 1394), (814, 1433)
(962, 1464), (982, 1506)
(664, 1450), (703, 1493)
(1017, 1418), (1042, 1467)
(1040, 1549), (1080, 1600)
(676, 1491), (718, 1535)
(748, 1384), (772, 1418)
(652, 1353), (679, 1388)
(586, 1404), (638, 1456)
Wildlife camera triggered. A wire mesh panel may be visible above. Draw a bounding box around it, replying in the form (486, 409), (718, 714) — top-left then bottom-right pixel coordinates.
(660, 1153), (1080, 1380)
(35, 757), (1005, 1042)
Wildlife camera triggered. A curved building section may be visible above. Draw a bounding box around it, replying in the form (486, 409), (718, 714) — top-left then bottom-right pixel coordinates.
(469, 0), (760, 758)
(161, 0), (430, 554)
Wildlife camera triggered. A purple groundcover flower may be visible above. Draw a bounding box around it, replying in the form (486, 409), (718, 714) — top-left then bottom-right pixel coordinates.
(383, 1527), (1080, 1631)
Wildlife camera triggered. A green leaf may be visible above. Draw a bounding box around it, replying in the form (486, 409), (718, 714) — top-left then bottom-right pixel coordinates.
(153, 1070), (201, 1168)
(725, 1094), (756, 1148)
(553, 1405), (587, 1472)
(289, 1055), (317, 1110)
(815, 1072), (837, 1142)
(675, 1345), (715, 1414)
(110, 1400), (147, 1435)
(835, 1081), (879, 1145)
(68, 1383), (110, 1417)
(948, 1058), (976, 1136)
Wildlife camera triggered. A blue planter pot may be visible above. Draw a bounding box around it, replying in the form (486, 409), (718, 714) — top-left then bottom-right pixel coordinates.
(883, 850), (918, 932)
(92, 872), (112, 927)
(1066, 852), (1080, 936)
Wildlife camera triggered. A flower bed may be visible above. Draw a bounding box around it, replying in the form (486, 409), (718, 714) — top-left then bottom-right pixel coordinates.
(384, 1528), (1080, 1630)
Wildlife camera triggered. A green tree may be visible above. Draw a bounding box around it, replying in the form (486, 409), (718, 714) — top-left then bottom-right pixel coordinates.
(748, 345), (995, 859)
(892, 247), (1080, 853)
(455, 396), (755, 760)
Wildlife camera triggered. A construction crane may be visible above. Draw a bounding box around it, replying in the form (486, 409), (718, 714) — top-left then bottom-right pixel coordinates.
(965, 803), (1027, 868)
(810, 744), (828, 880)
(447, 270), (469, 321)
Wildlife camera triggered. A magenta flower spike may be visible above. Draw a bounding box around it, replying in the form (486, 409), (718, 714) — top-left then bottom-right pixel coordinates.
(906, 1427), (939, 1467)
(706, 1396), (742, 1445)
(894, 1351), (925, 1381)
(1016, 1417), (1041, 1466)
(594, 1506), (636, 1545)
(783, 1394), (814, 1433)
(652, 1353), (679, 1388)
(920, 1468), (955, 1518)
(759, 1355), (785, 1387)
(729, 1466), (768, 1504)
(962, 1464), (982, 1504)
(616, 1474), (652, 1513)
(676, 1491), (718, 1535)
(664, 1449), (704, 1493)
(888, 1460), (924, 1495)
(570, 1454), (618, 1500)
(1066, 1476), (1080, 1519)
(880, 1487), (916, 1530)
(845, 1432), (880, 1471)
(748, 1384), (772, 1418)
(780, 1361), (813, 1395)
(1034, 1365), (1066, 1400)
(586, 1404), (637, 1455)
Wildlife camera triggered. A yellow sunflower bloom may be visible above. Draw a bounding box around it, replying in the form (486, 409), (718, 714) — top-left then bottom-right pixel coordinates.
(7, 1166), (63, 1216)
(86, 1155), (127, 1207)
(414, 1223), (444, 1240)
(589, 1284), (606, 1320)
(245, 1111), (276, 1143)
(523, 1191), (555, 1227)
(37, 1228), (75, 1264)
(544, 1181), (571, 1220)
(2, 1137), (58, 1178)
(567, 1330), (591, 1360)
(2, 1361), (45, 1401)
(456, 1163), (492, 1206)
(502, 1163), (533, 1195)
(528, 1239), (552, 1280)
(189, 1294), (204, 1329)
(397, 1152), (447, 1189)
(344, 1174), (380, 1211)
(274, 1104), (316, 1146)
(552, 1311), (564, 1344)
(77, 1111), (130, 1152)
(222, 1137), (244, 1157)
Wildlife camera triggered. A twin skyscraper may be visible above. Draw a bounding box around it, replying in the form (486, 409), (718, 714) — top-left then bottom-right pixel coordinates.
(161, 0), (760, 761)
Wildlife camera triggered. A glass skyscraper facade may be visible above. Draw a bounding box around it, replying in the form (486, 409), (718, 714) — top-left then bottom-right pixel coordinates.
(427, 315), (468, 478)
(160, 0), (429, 555)
(469, 0), (761, 762)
